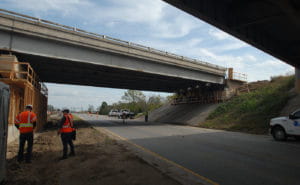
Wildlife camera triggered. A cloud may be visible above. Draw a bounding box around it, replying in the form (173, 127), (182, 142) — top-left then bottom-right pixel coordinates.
(47, 83), (125, 109)
(150, 7), (202, 38)
(210, 42), (248, 52)
(208, 29), (231, 40)
(1, 0), (91, 16)
(46, 83), (170, 109)
(1, 0), (200, 38)
(244, 54), (257, 62)
(256, 59), (285, 67)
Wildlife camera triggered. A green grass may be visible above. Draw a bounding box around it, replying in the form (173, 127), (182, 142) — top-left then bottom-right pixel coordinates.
(201, 76), (295, 134)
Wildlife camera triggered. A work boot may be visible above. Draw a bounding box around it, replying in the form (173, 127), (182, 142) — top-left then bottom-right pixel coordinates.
(59, 156), (67, 160)
(25, 160), (31, 164)
(69, 151), (75, 157)
(17, 159), (23, 163)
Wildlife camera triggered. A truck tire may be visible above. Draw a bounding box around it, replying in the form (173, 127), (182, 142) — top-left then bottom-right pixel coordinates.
(272, 126), (287, 141)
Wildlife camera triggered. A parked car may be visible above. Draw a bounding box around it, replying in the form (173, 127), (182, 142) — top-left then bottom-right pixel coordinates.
(108, 109), (119, 117)
(270, 109), (300, 141)
(118, 109), (135, 119)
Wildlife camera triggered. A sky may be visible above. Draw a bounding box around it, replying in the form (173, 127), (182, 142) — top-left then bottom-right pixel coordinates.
(0, 0), (294, 110)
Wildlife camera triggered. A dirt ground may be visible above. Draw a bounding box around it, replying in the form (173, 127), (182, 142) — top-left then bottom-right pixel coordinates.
(5, 119), (180, 185)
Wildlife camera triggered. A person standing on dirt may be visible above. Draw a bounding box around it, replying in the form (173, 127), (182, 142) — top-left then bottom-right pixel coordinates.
(58, 109), (75, 159)
(15, 104), (37, 163)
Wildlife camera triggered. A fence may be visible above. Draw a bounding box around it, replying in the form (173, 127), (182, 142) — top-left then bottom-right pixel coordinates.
(228, 68), (247, 82)
(0, 82), (9, 183)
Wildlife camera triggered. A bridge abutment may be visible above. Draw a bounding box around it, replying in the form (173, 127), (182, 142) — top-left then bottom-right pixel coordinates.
(296, 67), (300, 93)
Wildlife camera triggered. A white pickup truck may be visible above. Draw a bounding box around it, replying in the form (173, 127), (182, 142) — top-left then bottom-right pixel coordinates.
(270, 109), (300, 141)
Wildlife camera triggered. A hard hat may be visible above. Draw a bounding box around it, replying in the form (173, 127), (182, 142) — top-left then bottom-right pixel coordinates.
(25, 104), (33, 109)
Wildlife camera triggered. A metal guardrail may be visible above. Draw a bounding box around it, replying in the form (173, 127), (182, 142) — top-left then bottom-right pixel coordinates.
(232, 72), (247, 82)
(228, 68), (247, 82)
(0, 8), (226, 71)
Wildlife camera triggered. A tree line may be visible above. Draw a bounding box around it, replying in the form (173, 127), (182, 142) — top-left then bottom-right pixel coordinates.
(47, 90), (170, 115)
(97, 90), (166, 115)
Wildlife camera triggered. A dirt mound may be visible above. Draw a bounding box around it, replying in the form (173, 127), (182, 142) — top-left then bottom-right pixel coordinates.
(237, 80), (269, 94)
(5, 120), (179, 185)
(145, 103), (218, 125)
(280, 91), (300, 116)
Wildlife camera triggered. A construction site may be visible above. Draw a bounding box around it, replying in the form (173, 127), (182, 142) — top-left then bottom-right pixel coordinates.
(0, 52), (250, 185)
(0, 54), (184, 185)
(1, 2), (300, 184)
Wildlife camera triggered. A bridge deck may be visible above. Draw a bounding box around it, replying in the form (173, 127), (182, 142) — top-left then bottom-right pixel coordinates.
(0, 9), (226, 92)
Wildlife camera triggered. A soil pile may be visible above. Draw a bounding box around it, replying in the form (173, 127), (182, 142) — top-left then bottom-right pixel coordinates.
(5, 120), (179, 185)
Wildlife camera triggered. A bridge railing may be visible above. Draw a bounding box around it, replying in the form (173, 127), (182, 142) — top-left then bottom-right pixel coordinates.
(232, 72), (247, 82)
(0, 8), (226, 71)
(228, 68), (247, 82)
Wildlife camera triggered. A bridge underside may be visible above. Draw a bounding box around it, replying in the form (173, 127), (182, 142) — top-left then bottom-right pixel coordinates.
(0, 27), (225, 92)
(164, 0), (300, 68)
(1, 51), (222, 92)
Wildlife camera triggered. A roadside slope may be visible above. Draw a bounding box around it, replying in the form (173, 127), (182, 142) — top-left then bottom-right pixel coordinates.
(202, 76), (296, 134)
(146, 103), (218, 126)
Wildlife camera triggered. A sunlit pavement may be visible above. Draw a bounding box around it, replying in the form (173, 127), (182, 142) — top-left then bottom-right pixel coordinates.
(77, 113), (300, 185)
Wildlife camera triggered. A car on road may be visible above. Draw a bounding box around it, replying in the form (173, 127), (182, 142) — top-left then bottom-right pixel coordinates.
(270, 109), (300, 141)
(108, 109), (119, 117)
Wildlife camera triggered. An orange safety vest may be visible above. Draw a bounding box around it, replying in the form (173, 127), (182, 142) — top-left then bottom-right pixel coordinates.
(69, 113), (76, 132)
(60, 114), (73, 133)
(15, 111), (37, 134)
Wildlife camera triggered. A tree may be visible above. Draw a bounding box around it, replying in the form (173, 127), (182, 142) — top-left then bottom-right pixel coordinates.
(47, 104), (55, 112)
(98, 101), (110, 115)
(88, 105), (94, 113)
(146, 95), (164, 111)
(122, 90), (146, 103)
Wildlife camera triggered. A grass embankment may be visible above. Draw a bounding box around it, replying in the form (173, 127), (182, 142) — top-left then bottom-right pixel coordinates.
(201, 76), (295, 134)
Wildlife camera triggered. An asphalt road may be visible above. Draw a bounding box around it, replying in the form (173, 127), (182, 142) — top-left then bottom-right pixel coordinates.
(78, 114), (300, 185)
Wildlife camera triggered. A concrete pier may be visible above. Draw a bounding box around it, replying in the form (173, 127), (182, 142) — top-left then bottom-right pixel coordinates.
(296, 68), (300, 93)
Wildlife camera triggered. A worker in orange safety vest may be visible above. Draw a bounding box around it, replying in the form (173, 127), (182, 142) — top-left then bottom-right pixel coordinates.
(15, 104), (37, 163)
(58, 109), (75, 160)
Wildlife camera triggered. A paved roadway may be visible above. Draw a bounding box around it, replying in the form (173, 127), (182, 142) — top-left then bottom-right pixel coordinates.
(77, 114), (300, 185)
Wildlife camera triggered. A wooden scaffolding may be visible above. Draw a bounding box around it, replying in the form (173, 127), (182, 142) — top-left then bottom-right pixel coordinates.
(0, 55), (48, 131)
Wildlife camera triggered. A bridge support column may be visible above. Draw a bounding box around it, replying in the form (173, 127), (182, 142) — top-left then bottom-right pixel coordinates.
(296, 68), (300, 93)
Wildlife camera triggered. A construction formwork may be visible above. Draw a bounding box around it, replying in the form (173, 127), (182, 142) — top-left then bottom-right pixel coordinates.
(0, 55), (48, 134)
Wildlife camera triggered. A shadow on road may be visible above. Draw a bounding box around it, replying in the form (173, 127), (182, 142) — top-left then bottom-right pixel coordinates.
(88, 119), (166, 127)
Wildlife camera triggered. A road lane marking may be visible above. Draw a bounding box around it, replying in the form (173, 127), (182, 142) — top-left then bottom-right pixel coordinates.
(98, 126), (219, 185)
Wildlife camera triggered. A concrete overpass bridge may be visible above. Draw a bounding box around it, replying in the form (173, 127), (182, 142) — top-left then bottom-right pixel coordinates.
(0, 9), (226, 92)
(163, 0), (300, 91)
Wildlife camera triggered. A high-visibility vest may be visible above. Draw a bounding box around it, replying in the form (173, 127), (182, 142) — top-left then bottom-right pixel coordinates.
(60, 114), (73, 133)
(15, 111), (37, 133)
(69, 113), (76, 132)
